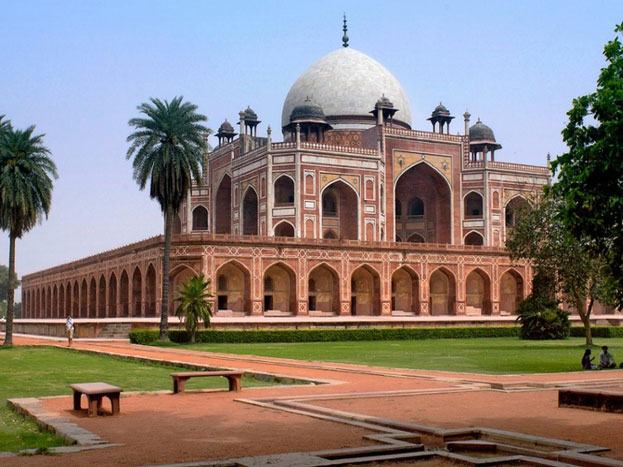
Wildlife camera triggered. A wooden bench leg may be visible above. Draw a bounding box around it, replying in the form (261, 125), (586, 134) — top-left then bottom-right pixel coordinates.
(73, 391), (82, 410)
(228, 376), (242, 391)
(173, 377), (187, 394)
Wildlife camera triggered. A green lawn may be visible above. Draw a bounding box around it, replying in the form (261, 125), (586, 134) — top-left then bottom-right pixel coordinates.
(0, 346), (272, 453)
(157, 337), (623, 374)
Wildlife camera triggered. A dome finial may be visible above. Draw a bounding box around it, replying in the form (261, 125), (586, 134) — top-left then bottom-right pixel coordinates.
(342, 14), (349, 48)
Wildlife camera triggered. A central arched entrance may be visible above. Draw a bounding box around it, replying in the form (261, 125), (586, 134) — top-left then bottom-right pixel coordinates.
(350, 266), (380, 316)
(395, 163), (451, 244)
(308, 264), (339, 315)
(321, 180), (358, 240)
(263, 263), (296, 313)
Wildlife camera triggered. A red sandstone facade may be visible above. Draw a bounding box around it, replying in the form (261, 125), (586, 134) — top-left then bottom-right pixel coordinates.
(21, 42), (553, 323)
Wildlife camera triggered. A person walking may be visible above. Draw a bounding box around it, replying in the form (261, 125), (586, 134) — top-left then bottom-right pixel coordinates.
(65, 314), (74, 347)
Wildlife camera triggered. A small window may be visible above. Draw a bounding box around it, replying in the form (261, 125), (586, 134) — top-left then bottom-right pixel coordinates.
(408, 198), (424, 217)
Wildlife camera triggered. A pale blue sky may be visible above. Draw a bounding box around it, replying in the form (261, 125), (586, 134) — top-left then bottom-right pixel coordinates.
(1, 0), (621, 285)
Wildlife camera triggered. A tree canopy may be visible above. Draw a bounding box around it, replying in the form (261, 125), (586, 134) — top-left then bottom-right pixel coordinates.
(551, 22), (623, 307)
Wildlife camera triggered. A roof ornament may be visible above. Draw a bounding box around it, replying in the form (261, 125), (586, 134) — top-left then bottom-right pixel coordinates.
(342, 14), (349, 48)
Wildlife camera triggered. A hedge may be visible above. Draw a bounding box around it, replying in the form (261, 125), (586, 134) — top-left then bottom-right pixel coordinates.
(130, 326), (524, 345)
(570, 326), (623, 338)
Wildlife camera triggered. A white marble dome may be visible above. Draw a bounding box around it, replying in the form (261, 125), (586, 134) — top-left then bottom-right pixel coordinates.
(281, 48), (411, 129)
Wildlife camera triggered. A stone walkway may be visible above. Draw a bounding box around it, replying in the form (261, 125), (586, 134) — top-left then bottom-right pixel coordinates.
(3, 334), (623, 466)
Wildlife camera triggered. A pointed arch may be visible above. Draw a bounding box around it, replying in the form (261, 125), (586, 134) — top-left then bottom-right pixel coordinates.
(464, 231), (484, 246)
(274, 174), (295, 206)
(350, 265), (381, 316)
(98, 275), (106, 317)
(52, 285), (58, 318)
(145, 264), (157, 317)
(500, 268), (524, 315)
(80, 279), (88, 318)
(168, 264), (198, 314)
(465, 268), (491, 315)
(464, 191), (483, 218)
(505, 195), (529, 228)
(242, 185), (259, 235)
(321, 179), (359, 240)
(119, 270), (129, 317)
(89, 277), (97, 318)
(391, 266), (419, 314)
(394, 161), (452, 244)
(215, 260), (251, 314)
(429, 267), (456, 315)
(214, 173), (232, 234)
(308, 263), (340, 315)
(407, 233), (425, 243)
(132, 267), (142, 317)
(263, 262), (296, 313)
(274, 220), (295, 237)
(192, 205), (209, 231)
(108, 272), (118, 317)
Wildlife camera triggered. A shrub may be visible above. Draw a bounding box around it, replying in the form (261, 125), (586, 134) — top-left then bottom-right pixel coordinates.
(516, 294), (570, 340)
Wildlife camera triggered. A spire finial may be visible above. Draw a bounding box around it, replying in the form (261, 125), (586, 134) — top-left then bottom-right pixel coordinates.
(342, 14), (349, 48)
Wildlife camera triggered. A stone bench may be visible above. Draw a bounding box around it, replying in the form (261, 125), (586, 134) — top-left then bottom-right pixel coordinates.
(70, 382), (123, 417)
(170, 371), (243, 394)
(559, 387), (623, 413)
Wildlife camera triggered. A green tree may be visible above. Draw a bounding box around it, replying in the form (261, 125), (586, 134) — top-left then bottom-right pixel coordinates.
(0, 115), (11, 136)
(506, 194), (609, 345)
(551, 22), (623, 307)
(126, 97), (210, 341)
(0, 126), (58, 347)
(174, 274), (213, 343)
(0, 264), (21, 302)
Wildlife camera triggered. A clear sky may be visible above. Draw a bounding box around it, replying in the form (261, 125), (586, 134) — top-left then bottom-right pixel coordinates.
(1, 0), (621, 287)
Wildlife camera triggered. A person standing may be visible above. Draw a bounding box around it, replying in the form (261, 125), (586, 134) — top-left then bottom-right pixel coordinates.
(65, 314), (74, 347)
(598, 345), (617, 369)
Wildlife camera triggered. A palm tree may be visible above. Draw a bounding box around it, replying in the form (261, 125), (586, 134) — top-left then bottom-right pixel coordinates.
(0, 115), (11, 135)
(0, 125), (58, 347)
(126, 97), (210, 340)
(174, 274), (213, 343)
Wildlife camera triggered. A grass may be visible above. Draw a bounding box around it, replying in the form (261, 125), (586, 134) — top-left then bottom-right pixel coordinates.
(0, 346), (274, 453)
(154, 337), (623, 374)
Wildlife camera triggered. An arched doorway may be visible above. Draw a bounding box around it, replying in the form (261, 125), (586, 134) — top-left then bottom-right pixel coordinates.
(429, 268), (456, 315)
(274, 176), (294, 205)
(214, 174), (232, 234)
(465, 269), (491, 315)
(500, 270), (524, 315)
(505, 196), (529, 229)
(391, 267), (419, 314)
(80, 279), (88, 318)
(73, 282), (80, 317)
(215, 262), (250, 314)
(242, 188), (258, 235)
(119, 271), (129, 317)
(98, 276), (106, 317)
(274, 221), (295, 237)
(145, 264), (157, 317)
(350, 266), (380, 316)
(395, 163), (451, 244)
(321, 181), (358, 240)
(132, 268), (142, 317)
(192, 206), (208, 231)
(308, 264), (339, 314)
(263, 263), (296, 313)
(108, 273), (117, 317)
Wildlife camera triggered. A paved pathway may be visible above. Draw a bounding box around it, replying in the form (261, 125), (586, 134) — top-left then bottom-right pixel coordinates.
(4, 334), (623, 466)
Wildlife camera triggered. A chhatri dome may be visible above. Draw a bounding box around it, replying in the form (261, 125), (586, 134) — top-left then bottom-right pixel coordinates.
(281, 18), (411, 130)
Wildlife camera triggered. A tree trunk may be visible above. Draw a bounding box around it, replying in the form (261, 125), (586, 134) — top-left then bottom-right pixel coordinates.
(190, 330), (196, 344)
(576, 296), (593, 346)
(3, 233), (16, 347)
(159, 206), (173, 341)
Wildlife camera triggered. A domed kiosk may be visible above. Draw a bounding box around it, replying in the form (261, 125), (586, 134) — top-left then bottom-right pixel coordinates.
(281, 47), (412, 131)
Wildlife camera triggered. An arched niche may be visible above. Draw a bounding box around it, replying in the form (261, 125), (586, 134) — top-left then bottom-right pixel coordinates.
(465, 269), (491, 315)
(407, 233), (425, 243)
(464, 192), (483, 218)
(215, 261), (250, 314)
(108, 273), (117, 317)
(214, 174), (232, 234)
(119, 271), (129, 317)
(80, 279), (88, 318)
(168, 266), (197, 314)
(500, 269), (524, 315)
(145, 264), (157, 317)
(391, 267), (419, 314)
(242, 188), (259, 236)
(192, 206), (208, 231)
(350, 266), (380, 316)
(132, 267), (142, 317)
(274, 221), (295, 237)
(395, 163), (451, 244)
(308, 264), (339, 315)
(465, 231), (484, 246)
(274, 175), (294, 205)
(263, 263), (296, 313)
(98, 276), (106, 318)
(429, 268), (456, 315)
(321, 180), (358, 240)
(505, 196), (529, 228)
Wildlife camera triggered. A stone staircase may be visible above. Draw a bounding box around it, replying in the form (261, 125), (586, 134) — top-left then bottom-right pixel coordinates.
(97, 323), (132, 339)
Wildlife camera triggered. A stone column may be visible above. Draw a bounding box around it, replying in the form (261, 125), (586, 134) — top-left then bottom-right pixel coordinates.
(463, 110), (471, 136)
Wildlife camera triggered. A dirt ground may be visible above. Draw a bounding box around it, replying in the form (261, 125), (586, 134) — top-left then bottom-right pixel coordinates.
(3, 335), (623, 466)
